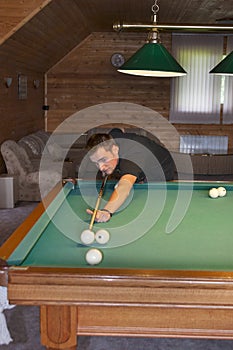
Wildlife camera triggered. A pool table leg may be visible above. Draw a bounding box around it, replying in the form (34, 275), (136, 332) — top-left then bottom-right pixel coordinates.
(40, 305), (77, 350)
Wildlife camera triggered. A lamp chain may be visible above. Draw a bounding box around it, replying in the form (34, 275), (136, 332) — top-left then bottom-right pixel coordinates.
(151, 0), (159, 15)
(149, 0), (159, 43)
(151, 0), (159, 23)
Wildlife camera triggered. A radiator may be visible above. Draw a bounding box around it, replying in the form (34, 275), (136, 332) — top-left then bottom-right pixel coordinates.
(180, 135), (228, 154)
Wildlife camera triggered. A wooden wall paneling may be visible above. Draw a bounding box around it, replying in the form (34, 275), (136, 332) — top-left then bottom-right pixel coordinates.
(0, 0), (52, 45)
(0, 69), (44, 143)
(0, 68), (45, 173)
(47, 103), (180, 151)
(46, 31), (233, 153)
(46, 32), (171, 131)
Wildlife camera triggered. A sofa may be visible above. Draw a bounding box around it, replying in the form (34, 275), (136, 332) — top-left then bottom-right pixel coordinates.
(0, 131), (76, 201)
(18, 130), (75, 178)
(1, 140), (61, 201)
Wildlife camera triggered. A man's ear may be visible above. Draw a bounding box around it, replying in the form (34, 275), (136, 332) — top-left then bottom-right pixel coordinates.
(111, 144), (119, 156)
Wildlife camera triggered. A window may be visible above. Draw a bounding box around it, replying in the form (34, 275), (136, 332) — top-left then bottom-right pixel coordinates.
(170, 34), (233, 124)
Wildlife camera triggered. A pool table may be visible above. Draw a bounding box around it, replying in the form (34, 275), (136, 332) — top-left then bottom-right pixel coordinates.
(1, 180), (233, 350)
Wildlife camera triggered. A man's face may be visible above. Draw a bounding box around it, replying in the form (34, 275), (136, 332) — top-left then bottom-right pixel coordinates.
(90, 145), (119, 176)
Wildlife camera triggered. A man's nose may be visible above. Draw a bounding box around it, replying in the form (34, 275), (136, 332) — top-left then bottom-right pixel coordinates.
(99, 163), (106, 171)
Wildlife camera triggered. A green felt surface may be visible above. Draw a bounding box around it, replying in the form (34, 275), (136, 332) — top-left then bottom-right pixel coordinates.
(8, 181), (233, 271)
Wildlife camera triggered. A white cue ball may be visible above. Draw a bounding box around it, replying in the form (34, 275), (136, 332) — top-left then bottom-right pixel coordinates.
(217, 186), (226, 197)
(95, 229), (110, 244)
(208, 188), (219, 199)
(80, 229), (95, 245)
(85, 248), (103, 265)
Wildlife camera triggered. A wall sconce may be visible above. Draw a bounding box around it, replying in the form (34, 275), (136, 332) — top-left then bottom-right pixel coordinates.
(33, 79), (40, 89)
(4, 77), (13, 88)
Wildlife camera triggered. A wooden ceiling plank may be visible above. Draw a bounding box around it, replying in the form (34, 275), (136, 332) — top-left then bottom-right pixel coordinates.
(0, 0), (53, 45)
(51, 0), (90, 36)
(38, 6), (81, 49)
(1, 0), (233, 74)
(0, 31), (56, 69)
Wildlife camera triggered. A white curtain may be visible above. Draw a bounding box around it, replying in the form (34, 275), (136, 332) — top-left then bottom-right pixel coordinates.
(222, 35), (233, 124)
(170, 34), (223, 124)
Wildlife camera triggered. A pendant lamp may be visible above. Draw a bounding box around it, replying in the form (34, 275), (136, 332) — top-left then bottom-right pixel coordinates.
(117, 1), (186, 78)
(210, 51), (233, 75)
(118, 31), (186, 77)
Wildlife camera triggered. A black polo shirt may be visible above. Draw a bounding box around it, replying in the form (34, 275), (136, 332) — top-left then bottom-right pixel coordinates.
(111, 133), (174, 182)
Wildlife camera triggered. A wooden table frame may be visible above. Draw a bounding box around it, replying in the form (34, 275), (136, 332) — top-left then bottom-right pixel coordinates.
(1, 183), (233, 349)
(2, 266), (233, 349)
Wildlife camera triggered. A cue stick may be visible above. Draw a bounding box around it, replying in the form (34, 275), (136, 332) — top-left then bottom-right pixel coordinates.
(89, 175), (108, 231)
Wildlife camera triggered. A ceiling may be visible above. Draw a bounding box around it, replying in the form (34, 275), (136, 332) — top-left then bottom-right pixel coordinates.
(84, 0), (233, 28)
(0, 0), (233, 72)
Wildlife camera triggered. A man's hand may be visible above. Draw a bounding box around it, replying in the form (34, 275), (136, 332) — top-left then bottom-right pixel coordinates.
(86, 209), (111, 222)
(86, 174), (136, 223)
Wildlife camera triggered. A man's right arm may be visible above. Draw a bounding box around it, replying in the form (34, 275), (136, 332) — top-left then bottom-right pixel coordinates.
(103, 174), (137, 215)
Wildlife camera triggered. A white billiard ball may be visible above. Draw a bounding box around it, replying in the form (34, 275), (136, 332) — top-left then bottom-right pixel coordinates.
(85, 248), (103, 265)
(80, 229), (95, 245)
(217, 186), (226, 197)
(209, 188), (219, 198)
(95, 229), (110, 244)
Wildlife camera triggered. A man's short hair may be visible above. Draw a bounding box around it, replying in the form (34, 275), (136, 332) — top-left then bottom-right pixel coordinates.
(86, 133), (117, 155)
(109, 128), (124, 138)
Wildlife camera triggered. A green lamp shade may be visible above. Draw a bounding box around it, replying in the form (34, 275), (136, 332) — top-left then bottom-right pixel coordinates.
(118, 42), (186, 77)
(210, 51), (233, 75)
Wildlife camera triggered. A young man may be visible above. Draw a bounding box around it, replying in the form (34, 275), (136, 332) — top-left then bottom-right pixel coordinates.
(85, 132), (175, 223)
